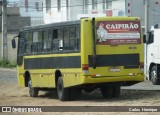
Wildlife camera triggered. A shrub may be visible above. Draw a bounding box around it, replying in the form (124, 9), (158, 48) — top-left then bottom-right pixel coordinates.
(0, 59), (16, 68)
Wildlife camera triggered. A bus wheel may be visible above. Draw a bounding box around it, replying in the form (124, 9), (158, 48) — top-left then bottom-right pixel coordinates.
(100, 87), (113, 98)
(57, 77), (70, 101)
(28, 80), (39, 97)
(112, 86), (121, 98)
(151, 65), (160, 85)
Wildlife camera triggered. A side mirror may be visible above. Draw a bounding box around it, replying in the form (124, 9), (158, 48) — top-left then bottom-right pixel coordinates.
(143, 35), (146, 43)
(12, 39), (16, 49)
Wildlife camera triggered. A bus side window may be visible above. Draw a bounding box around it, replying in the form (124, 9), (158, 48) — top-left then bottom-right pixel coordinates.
(70, 26), (76, 51)
(53, 29), (59, 51)
(38, 31), (43, 52)
(43, 30), (48, 51)
(57, 29), (63, 51)
(25, 32), (33, 54)
(48, 29), (53, 52)
(76, 25), (80, 51)
(43, 30), (52, 52)
(18, 32), (26, 55)
(32, 31), (38, 53)
(64, 27), (70, 51)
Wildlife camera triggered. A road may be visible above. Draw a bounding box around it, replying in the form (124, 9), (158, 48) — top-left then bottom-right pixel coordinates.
(0, 68), (160, 114)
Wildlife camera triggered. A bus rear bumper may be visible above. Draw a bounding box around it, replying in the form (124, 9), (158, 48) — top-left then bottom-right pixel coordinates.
(81, 73), (144, 86)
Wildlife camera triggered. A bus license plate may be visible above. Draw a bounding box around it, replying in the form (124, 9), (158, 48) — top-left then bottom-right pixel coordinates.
(109, 67), (120, 72)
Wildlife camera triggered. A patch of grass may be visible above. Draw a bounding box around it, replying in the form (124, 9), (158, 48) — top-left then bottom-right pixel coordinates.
(0, 59), (16, 68)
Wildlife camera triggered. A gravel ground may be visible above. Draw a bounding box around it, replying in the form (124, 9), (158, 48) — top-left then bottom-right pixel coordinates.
(122, 81), (160, 90)
(0, 68), (17, 84)
(0, 68), (160, 114)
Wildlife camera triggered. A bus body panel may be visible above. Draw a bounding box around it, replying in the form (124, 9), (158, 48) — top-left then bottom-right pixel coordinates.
(16, 17), (144, 89)
(82, 74), (144, 84)
(79, 17), (144, 87)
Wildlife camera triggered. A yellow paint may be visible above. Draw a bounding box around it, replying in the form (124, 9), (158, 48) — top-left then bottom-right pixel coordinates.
(31, 74), (55, 87)
(17, 16), (144, 88)
(82, 74), (144, 84)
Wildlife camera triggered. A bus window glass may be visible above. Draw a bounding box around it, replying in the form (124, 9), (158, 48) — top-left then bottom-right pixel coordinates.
(18, 32), (26, 55)
(76, 25), (80, 51)
(64, 27), (70, 50)
(38, 31), (43, 42)
(43, 30), (51, 52)
(57, 29), (63, 51)
(48, 30), (53, 41)
(53, 29), (58, 51)
(45, 29), (53, 52)
(70, 27), (76, 50)
(58, 29), (63, 39)
(25, 32), (32, 42)
(43, 30), (52, 52)
(43, 30), (48, 42)
(33, 31), (38, 42)
(53, 29), (58, 39)
(38, 31), (43, 52)
(25, 32), (32, 54)
(32, 31), (39, 53)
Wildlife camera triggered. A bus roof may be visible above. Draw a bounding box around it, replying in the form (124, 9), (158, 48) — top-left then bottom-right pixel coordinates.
(21, 20), (81, 31)
(20, 16), (140, 31)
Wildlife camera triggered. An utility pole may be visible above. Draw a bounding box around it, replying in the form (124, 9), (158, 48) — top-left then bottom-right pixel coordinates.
(144, 0), (149, 79)
(1, 0), (7, 60)
(66, 0), (69, 21)
(144, 0), (148, 36)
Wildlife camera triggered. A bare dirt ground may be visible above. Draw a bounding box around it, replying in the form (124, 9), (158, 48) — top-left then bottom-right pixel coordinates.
(0, 68), (160, 115)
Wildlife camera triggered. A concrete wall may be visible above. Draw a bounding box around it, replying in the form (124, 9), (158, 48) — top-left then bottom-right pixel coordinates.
(19, 0), (44, 26)
(0, 32), (18, 65)
(0, 7), (30, 64)
(43, 0), (68, 23)
(148, 0), (160, 28)
(126, 0), (160, 31)
(0, 16), (30, 32)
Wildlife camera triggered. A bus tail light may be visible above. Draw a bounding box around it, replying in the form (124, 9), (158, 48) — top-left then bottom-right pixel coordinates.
(82, 64), (89, 74)
(140, 62), (144, 72)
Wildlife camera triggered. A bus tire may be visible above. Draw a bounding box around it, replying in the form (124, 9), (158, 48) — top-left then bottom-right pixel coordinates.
(100, 87), (113, 98)
(112, 86), (121, 98)
(28, 80), (38, 97)
(57, 77), (70, 101)
(151, 65), (160, 85)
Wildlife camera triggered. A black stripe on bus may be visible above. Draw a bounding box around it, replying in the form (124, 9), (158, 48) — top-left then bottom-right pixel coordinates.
(88, 54), (139, 67)
(24, 56), (81, 69)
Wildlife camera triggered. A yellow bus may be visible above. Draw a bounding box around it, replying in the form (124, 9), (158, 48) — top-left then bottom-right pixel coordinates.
(12, 16), (144, 101)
